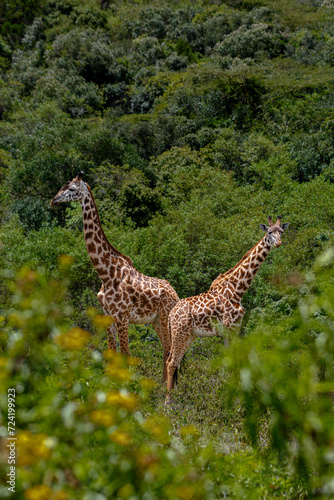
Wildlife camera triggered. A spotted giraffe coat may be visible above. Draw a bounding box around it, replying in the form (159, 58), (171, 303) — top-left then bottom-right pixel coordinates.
(51, 173), (179, 381)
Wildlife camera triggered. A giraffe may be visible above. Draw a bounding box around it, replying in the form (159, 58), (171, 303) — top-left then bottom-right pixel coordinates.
(51, 172), (179, 380)
(166, 216), (289, 396)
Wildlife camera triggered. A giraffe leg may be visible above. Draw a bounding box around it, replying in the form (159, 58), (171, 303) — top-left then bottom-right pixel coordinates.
(152, 323), (170, 384)
(165, 332), (195, 407)
(166, 310), (195, 406)
(114, 318), (130, 355)
(167, 333), (195, 391)
(153, 310), (171, 383)
(107, 323), (117, 351)
(97, 286), (117, 351)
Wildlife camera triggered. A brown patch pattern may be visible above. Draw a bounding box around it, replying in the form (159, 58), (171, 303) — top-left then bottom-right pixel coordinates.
(51, 175), (179, 381)
(166, 222), (288, 397)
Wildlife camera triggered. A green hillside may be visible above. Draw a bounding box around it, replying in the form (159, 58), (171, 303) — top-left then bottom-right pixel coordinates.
(1, 0), (334, 498)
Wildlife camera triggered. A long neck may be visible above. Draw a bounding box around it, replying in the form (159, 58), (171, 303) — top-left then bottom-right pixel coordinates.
(210, 234), (272, 300)
(81, 184), (133, 285)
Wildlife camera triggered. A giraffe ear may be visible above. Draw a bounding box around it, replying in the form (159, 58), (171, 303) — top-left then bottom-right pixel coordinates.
(259, 224), (268, 231)
(281, 222), (290, 231)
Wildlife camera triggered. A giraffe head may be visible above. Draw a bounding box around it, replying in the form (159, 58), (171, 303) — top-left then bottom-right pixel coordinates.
(259, 216), (289, 247)
(50, 172), (86, 206)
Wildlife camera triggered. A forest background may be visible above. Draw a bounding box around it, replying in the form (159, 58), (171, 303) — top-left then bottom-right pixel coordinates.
(1, 0), (334, 498)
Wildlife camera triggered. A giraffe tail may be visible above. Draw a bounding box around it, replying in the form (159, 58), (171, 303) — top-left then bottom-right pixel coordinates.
(173, 366), (178, 387)
(172, 354), (187, 387)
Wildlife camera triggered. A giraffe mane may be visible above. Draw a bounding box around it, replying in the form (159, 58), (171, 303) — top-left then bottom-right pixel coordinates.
(86, 184), (134, 268)
(209, 237), (264, 291)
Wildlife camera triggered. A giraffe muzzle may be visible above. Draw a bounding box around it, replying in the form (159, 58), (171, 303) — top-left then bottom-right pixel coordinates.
(50, 196), (60, 206)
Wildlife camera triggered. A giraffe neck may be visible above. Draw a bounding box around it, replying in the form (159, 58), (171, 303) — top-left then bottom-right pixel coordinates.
(81, 183), (133, 286)
(211, 235), (272, 300)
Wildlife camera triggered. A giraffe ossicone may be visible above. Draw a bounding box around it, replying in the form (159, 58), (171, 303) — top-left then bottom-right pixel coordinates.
(165, 215), (289, 400)
(51, 172), (179, 381)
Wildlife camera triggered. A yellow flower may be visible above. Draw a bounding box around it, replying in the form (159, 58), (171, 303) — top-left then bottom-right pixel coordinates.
(90, 409), (115, 427)
(54, 327), (90, 351)
(126, 356), (139, 367)
(0, 357), (9, 378)
(21, 298), (32, 309)
(58, 254), (74, 269)
(180, 425), (199, 439)
(103, 351), (136, 380)
(52, 490), (68, 500)
(24, 485), (52, 500)
(8, 312), (25, 328)
(103, 350), (125, 364)
(86, 306), (98, 319)
(93, 314), (114, 328)
(105, 366), (132, 382)
(106, 391), (138, 411)
(177, 485), (204, 500)
(18, 431), (52, 466)
(140, 378), (156, 390)
(142, 417), (170, 445)
(117, 484), (135, 498)
(110, 430), (132, 446)
(17, 267), (38, 283)
(25, 487), (67, 500)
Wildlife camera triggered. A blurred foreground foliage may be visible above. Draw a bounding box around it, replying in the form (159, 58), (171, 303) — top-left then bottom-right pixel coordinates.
(220, 248), (334, 497)
(1, 254), (334, 498)
(0, 259), (212, 500)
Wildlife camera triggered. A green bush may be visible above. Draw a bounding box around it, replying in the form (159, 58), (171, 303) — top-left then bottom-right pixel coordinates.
(0, 0), (44, 45)
(286, 29), (325, 66)
(323, 35), (334, 66)
(221, 249), (334, 494)
(289, 130), (334, 182)
(10, 48), (45, 94)
(50, 28), (116, 84)
(45, 0), (107, 33)
(129, 6), (188, 41)
(93, 163), (162, 227)
(0, 262), (213, 499)
(214, 23), (285, 60)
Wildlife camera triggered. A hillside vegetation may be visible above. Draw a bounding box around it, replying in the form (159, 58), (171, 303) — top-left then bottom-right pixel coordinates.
(1, 0), (334, 498)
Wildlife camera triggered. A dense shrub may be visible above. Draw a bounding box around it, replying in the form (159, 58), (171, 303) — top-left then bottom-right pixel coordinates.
(182, 126), (218, 150)
(0, 0), (44, 44)
(31, 71), (105, 116)
(10, 48), (45, 94)
(12, 197), (53, 231)
(323, 35), (334, 65)
(130, 35), (166, 70)
(156, 73), (266, 128)
(21, 16), (45, 48)
(214, 23), (285, 60)
(93, 163), (162, 227)
(49, 28), (120, 85)
(286, 29), (325, 66)
(222, 250), (334, 493)
(0, 35), (11, 72)
(129, 7), (191, 41)
(289, 130), (334, 182)
(0, 263), (212, 499)
(45, 0), (107, 33)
